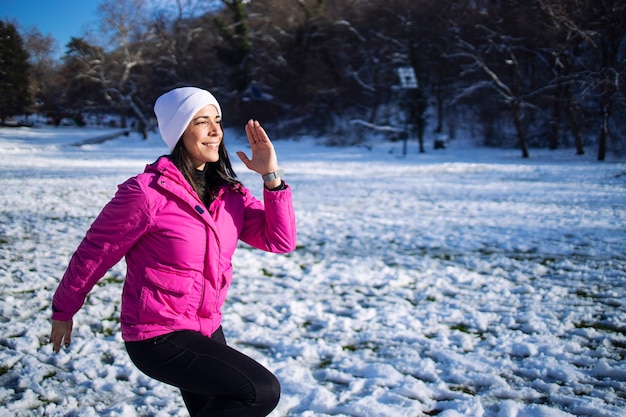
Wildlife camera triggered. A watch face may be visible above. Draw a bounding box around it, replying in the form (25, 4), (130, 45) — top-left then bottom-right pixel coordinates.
(264, 170), (283, 181)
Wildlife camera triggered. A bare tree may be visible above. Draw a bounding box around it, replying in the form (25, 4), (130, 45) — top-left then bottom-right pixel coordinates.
(538, 0), (626, 160)
(92, 0), (154, 137)
(450, 29), (539, 158)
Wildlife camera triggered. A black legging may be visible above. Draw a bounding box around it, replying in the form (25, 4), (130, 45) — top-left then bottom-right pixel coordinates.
(125, 328), (280, 417)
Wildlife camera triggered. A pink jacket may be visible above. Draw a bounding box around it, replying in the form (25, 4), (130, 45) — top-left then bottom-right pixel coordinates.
(52, 156), (296, 341)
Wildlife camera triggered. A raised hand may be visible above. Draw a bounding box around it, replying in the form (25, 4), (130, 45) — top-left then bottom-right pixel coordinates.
(236, 120), (279, 178)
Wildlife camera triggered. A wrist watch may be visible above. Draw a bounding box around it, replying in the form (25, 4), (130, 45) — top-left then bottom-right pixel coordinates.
(262, 169), (284, 182)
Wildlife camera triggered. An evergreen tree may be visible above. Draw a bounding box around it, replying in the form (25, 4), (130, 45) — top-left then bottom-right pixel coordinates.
(0, 21), (31, 123)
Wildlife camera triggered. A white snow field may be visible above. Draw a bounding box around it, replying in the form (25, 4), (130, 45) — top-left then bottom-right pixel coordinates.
(0, 125), (624, 417)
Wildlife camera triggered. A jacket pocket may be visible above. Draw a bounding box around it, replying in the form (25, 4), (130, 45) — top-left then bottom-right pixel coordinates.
(139, 266), (195, 325)
(199, 264), (233, 318)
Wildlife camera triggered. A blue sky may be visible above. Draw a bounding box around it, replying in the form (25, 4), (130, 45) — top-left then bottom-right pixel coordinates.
(1, 0), (222, 56)
(0, 0), (99, 52)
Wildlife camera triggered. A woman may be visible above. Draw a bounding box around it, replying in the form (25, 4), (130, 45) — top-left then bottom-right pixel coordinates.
(50, 87), (297, 417)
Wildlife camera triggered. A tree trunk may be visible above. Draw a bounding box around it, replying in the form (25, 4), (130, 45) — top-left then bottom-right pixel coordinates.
(512, 105), (529, 158)
(548, 98), (559, 150)
(598, 106), (609, 161)
(434, 92), (443, 134)
(565, 99), (585, 155)
(126, 96), (150, 139)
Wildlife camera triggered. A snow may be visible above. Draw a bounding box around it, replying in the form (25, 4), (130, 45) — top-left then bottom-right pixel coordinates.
(0, 125), (625, 417)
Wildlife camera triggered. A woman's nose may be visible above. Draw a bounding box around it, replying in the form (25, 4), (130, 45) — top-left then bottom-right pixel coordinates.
(207, 121), (219, 135)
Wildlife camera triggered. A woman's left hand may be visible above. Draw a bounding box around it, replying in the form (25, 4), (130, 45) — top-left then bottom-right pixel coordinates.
(237, 120), (279, 180)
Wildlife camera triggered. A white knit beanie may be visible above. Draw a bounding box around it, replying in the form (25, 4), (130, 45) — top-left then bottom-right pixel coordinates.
(154, 87), (222, 152)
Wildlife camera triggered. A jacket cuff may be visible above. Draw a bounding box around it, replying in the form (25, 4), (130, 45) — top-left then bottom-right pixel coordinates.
(265, 180), (286, 191)
(51, 304), (73, 321)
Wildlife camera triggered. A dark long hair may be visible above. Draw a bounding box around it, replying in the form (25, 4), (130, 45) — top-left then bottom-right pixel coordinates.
(169, 124), (242, 205)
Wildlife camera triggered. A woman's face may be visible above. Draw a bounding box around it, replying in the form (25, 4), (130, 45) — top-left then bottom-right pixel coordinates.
(181, 105), (223, 170)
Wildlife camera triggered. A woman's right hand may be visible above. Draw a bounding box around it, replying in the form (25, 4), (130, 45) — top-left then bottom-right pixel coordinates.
(50, 319), (73, 353)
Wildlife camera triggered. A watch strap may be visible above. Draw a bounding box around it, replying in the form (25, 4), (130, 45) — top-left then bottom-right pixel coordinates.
(262, 169), (284, 182)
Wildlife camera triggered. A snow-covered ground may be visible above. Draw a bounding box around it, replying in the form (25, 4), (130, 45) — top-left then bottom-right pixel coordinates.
(0, 125), (624, 417)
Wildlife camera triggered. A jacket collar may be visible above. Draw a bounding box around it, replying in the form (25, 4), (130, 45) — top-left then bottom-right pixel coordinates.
(145, 156), (234, 214)
(145, 156), (189, 185)
(146, 156), (206, 211)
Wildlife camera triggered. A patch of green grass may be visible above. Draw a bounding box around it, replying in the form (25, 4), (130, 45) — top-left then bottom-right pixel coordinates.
(450, 322), (489, 341)
(99, 274), (124, 285)
(575, 289), (594, 298)
(450, 323), (471, 333)
(432, 253), (454, 261)
(102, 327), (115, 337)
(318, 357), (333, 369)
(42, 370), (57, 381)
(540, 257), (557, 266)
(101, 352), (114, 365)
(449, 384), (476, 395)
(342, 340), (379, 353)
